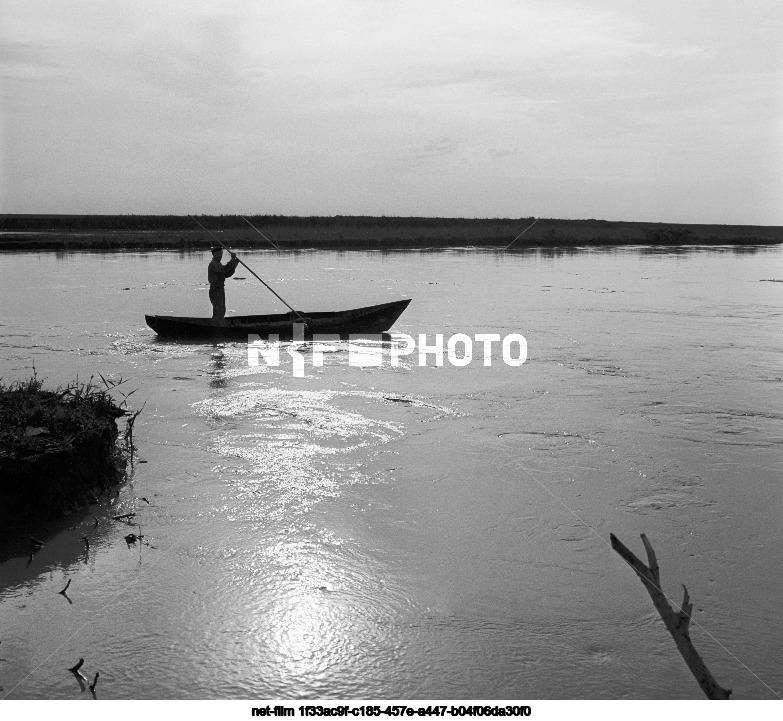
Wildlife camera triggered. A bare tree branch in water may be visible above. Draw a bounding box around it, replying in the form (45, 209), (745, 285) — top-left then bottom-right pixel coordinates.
(610, 532), (731, 700)
(89, 671), (100, 698)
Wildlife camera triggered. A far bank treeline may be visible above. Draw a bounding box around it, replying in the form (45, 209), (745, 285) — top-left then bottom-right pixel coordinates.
(1, 214), (781, 250)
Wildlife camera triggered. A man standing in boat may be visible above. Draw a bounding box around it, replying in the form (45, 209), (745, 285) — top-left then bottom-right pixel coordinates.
(208, 246), (240, 323)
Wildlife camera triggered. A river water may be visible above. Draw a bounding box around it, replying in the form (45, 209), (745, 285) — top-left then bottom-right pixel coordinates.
(0, 247), (781, 700)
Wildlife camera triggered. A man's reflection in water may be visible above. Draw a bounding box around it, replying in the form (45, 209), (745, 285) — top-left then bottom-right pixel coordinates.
(208, 346), (228, 389)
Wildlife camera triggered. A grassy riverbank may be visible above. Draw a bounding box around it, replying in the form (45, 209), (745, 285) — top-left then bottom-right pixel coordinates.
(1, 215), (781, 250)
(0, 376), (128, 543)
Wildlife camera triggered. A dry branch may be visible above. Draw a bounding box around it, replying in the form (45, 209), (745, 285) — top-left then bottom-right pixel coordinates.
(89, 671), (100, 698)
(610, 532), (731, 700)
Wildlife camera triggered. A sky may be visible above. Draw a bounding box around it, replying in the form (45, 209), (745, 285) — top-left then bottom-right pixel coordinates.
(1, 0), (781, 224)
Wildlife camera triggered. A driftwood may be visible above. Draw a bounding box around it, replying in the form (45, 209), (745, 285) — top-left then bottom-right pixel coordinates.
(89, 671), (100, 698)
(610, 532), (731, 700)
(59, 579), (73, 604)
(68, 658), (89, 692)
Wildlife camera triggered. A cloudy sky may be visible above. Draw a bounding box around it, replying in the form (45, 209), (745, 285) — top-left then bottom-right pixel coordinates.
(1, 1), (781, 223)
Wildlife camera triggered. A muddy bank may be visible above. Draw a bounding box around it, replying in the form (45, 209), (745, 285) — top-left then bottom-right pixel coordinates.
(1, 214), (781, 249)
(0, 378), (128, 544)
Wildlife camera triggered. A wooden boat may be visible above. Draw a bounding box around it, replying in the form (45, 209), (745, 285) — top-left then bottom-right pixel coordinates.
(145, 298), (411, 339)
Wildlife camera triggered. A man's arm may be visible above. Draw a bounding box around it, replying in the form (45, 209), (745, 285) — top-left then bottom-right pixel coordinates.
(224, 254), (240, 278)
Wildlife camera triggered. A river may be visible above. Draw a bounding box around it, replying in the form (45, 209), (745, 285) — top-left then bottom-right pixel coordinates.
(0, 246), (781, 699)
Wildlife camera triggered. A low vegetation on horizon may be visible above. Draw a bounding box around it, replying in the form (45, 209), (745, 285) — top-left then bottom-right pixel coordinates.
(1, 214), (780, 250)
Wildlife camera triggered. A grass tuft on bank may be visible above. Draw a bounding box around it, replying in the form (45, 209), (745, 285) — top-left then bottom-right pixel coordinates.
(0, 374), (130, 542)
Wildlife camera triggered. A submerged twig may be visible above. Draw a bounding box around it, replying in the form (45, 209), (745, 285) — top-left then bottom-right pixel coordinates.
(68, 657), (88, 690)
(123, 402), (145, 460)
(610, 532), (731, 699)
(58, 579), (71, 596)
(89, 671), (100, 698)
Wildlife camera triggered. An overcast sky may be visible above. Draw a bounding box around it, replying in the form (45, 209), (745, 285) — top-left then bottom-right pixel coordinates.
(1, 1), (781, 223)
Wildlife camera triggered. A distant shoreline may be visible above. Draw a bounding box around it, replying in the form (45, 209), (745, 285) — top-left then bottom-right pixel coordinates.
(1, 214), (781, 250)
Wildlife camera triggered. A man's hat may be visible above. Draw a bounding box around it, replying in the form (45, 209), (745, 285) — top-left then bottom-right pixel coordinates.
(211, 246), (223, 253)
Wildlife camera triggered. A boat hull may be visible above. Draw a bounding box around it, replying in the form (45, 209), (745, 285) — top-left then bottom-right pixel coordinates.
(145, 299), (412, 339)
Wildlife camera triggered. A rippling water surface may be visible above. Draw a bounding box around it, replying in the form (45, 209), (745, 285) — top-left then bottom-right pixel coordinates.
(0, 247), (782, 699)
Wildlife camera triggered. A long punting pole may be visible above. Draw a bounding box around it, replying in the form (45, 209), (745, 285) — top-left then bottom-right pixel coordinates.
(189, 215), (308, 324)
